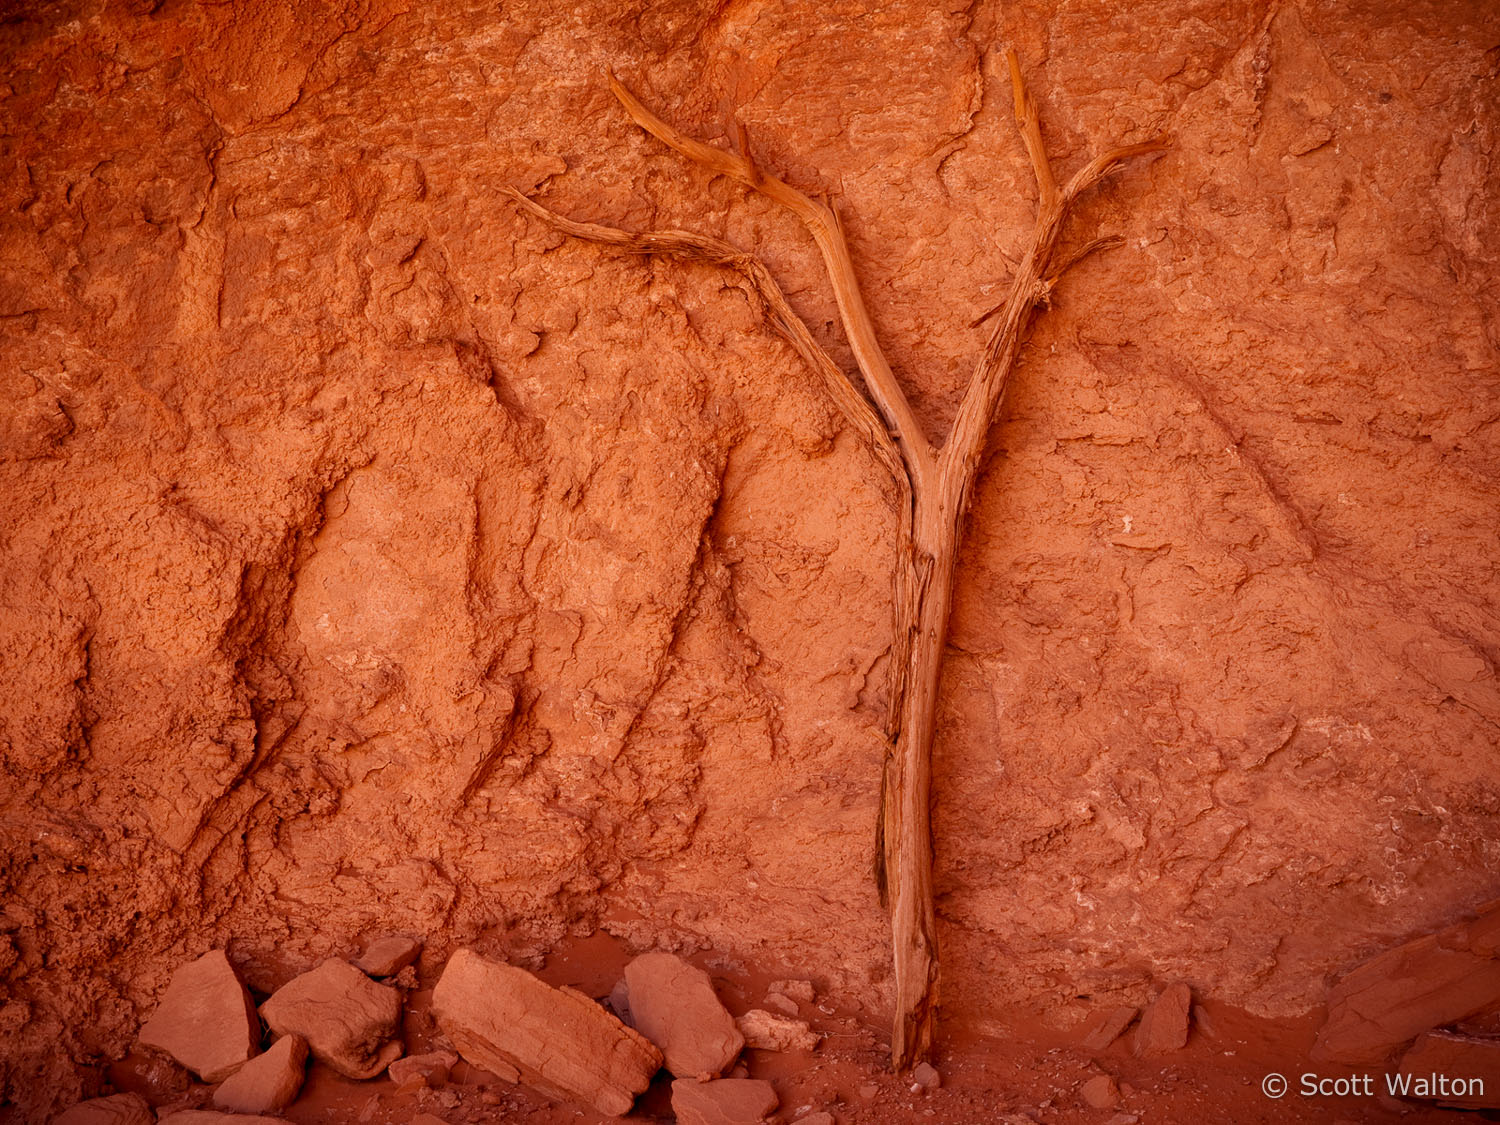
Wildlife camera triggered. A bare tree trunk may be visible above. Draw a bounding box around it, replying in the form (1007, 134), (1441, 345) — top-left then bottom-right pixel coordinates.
(504, 51), (1164, 1071)
(882, 494), (959, 1064)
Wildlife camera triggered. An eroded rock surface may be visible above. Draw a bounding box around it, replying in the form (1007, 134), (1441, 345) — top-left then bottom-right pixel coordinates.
(3, 0), (1500, 1114)
(259, 960), (402, 1079)
(432, 948), (660, 1116)
(136, 951), (259, 1083)
(624, 952), (742, 1078)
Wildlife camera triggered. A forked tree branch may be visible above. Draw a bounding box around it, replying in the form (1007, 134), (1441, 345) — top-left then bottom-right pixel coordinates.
(503, 51), (1164, 1073)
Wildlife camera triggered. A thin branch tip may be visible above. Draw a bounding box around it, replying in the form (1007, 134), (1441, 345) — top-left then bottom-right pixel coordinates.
(1004, 48), (1059, 206)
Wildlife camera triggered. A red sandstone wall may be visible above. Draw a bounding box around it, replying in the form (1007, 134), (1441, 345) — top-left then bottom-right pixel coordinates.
(2, 0), (1497, 1110)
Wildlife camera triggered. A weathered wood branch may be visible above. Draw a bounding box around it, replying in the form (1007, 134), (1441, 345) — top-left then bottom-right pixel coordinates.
(504, 50), (1162, 1073)
(607, 71), (936, 483)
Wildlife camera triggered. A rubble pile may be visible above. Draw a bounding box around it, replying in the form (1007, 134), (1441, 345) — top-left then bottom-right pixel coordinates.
(52, 942), (828, 1124)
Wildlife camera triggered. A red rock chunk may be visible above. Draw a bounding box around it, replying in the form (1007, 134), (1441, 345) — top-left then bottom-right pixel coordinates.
(767, 980), (815, 1005)
(52, 1093), (153, 1125)
(137, 950), (260, 1083)
(1080, 1074), (1120, 1109)
(259, 959), (403, 1079)
(353, 935), (423, 978)
(1312, 902), (1500, 1064)
(387, 1049), (458, 1093)
(670, 1078), (779, 1125)
(211, 1033), (307, 1113)
(1078, 1005), (1138, 1052)
(1133, 983), (1192, 1057)
(1392, 1030), (1500, 1109)
(735, 1009), (818, 1052)
(624, 952), (743, 1078)
(431, 947), (661, 1117)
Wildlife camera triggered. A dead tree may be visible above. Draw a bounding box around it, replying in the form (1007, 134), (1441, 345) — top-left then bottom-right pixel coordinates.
(505, 52), (1163, 1069)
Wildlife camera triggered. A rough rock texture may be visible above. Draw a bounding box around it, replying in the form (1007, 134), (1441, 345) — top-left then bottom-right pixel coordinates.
(51, 1094), (153, 1125)
(670, 1078), (779, 1125)
(431, 947), (661, 1116)
(1394, 1031), (1500, 1109)
(258, 960), (402, 1079)
(1133, 982), (1193, 1056)
(1311, 900), (1500, 1063)
(156, 1114), (283, 1125)
(210, 1033), (308, 1114)
(735, 1010), (819, 1052)
(2, 0), (1499, 1115)
(623, 951), (743, 1077)
(135, 951), (260, 1083)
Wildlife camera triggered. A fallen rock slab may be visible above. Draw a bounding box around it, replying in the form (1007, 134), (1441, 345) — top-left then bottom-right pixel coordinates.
(52, 1093), (153, 1125)
(1078, 1005), (1137, 1052)
(735, 1009), (818, 1052)
(211, 1033), (307, 1113)
(137, 950), (260, 1083)
(1133, 983), (1191, 1057)
(354, 935), (423, 978)
(1312, 900), (1500, 1064)
(671, 1078), (778, 1125)
(1392, 1031), (1500, 1109)
(432, 947), (661, 1116)
(624, 952), (742, 1078)
(388, 1049), (458, 1093)
(259, 959), (402, 1079)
